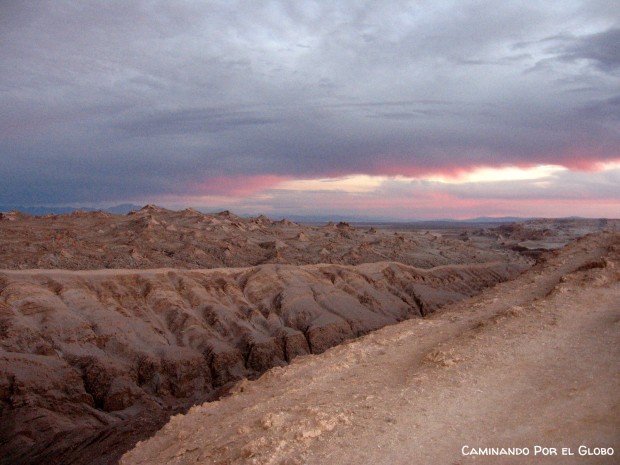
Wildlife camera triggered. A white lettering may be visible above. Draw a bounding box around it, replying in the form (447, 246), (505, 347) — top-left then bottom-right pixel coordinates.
(461, 446), (529, 456)
(534, 446), (558, 455)
(578, 446), (614, 456)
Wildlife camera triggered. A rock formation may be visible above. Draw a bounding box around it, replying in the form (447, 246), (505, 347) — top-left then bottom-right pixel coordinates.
(0, 260), (523, 464)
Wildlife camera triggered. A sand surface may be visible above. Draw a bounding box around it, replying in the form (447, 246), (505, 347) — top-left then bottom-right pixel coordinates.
(122, 232), (620, 465)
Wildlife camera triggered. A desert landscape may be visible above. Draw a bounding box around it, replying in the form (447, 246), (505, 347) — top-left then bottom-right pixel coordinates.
(123, 228), (620, 465)
(1, 207), (618, 464)
(4, 2), (619, 464)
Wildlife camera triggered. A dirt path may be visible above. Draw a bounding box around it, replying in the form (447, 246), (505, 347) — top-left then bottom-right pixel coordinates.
(122, 233), (620, 465)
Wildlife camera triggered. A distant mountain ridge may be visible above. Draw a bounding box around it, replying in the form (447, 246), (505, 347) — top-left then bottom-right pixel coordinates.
(0, 205), (592, 223)
(0, 204), (141, 216)
(466, 216), (533, 223)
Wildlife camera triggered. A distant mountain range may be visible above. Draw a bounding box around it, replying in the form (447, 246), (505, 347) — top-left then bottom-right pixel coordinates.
(465, 216), (534, 223)
(0, 204), (539, 223)
(0, 204), (142, 216)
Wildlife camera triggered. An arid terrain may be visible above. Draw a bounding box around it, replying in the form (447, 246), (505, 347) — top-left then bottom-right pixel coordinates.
(0, 207), (617, 464)
(0, 205), (529, 270)
(123, 231), (620, 465)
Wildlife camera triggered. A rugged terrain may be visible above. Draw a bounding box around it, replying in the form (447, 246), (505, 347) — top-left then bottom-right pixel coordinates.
(122, 231), (620, 465)
(0, 261), (523, 464)
(0, 205), (529, 270)
(0, 207), (536, 465)
(0, 207), (616, 464)
(1, 207), (612, 271)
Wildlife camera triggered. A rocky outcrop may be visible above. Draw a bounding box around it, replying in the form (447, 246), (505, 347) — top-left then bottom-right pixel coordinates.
(0, 260), (524, 464)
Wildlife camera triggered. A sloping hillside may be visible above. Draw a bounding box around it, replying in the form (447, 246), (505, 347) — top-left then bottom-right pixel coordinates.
(122, 232), (620, 465)
(0, 260), (522, 465)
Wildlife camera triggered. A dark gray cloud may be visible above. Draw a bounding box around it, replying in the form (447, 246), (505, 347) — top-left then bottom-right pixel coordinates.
(0, 0), (619, 206)
(580, 95), (620, 120)
(119, 108), (281, 135)
(560, 27), (620, 72)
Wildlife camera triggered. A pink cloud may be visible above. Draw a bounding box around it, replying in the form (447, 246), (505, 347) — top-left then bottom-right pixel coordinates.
(165, 152), (620, 218)
(265, 188), (618, 219)
(371, 163), (456, 179)
(368, 144), (620, 180)
(561, 157), (620, 172)
(538, 145), (620, 172)
(190, 175), (288, 197)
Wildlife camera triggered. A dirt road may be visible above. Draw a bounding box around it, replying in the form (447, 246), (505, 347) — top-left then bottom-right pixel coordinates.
(122, 232), (620, 465)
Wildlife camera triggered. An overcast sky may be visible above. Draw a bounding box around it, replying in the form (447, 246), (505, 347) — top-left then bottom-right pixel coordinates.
(1, 0), (619, 219)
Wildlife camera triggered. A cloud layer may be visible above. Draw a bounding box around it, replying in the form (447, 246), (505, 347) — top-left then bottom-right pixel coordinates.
(1, 0), (618, 217)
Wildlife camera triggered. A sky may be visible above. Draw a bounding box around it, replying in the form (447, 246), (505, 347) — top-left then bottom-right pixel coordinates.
(1, 0), (619, 219)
